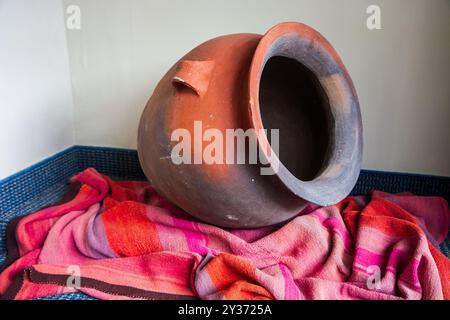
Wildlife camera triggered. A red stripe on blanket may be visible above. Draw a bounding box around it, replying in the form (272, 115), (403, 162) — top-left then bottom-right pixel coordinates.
(101, 200), (163, 257)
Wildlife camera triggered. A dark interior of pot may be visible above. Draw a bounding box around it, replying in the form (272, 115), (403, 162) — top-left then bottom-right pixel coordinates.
(259, 56), (332, 182)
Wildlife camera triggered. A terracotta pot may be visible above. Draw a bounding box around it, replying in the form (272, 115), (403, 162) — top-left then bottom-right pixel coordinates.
(138, 22), (362, 228)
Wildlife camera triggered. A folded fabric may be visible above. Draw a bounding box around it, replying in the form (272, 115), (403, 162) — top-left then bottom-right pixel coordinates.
(0, 168), (449, 300)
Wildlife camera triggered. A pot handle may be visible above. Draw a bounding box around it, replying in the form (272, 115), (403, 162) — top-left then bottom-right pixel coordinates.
(172, 60), (215, 96)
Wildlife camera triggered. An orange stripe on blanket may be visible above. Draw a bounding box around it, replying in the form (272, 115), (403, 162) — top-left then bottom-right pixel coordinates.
(102, 201), (162, 257)
(348, 198), (425, 238)
(205, 253), (273, 300)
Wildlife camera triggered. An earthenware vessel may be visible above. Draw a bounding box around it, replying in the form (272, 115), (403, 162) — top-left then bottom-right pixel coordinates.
(138, 22), (362, 228)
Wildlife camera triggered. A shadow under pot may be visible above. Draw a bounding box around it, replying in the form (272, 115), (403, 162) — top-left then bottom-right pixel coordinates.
(138, 22), (363, 228)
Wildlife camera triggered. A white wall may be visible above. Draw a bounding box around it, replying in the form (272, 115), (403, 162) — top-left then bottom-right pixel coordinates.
(1, 1), (448, 178)
(0, 0), (75, 179)
(63, 0), (450, 176)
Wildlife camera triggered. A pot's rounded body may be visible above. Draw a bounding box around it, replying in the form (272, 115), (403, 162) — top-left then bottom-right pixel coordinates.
(138, 22), (362, 228)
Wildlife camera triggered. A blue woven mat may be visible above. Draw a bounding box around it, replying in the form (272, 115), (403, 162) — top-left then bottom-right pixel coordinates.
(0, 146), (449, 300)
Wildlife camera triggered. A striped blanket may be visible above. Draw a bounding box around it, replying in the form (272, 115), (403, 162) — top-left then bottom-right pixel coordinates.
(0, 168), (448, 300)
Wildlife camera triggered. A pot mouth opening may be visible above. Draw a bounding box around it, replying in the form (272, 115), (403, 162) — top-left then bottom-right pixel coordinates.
(258, 55), (332, 182)
(248, 22), (362, 206)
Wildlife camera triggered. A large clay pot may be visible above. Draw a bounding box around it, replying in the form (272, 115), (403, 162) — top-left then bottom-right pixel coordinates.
(138, 22), (362, 228)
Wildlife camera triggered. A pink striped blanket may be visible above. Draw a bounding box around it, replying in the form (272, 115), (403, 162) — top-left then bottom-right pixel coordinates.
(0, 168), (449, 300)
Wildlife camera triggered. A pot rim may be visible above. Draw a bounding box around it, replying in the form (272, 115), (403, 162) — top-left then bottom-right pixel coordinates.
(247, 22), (363, 206)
